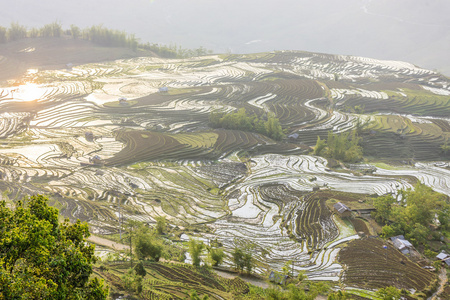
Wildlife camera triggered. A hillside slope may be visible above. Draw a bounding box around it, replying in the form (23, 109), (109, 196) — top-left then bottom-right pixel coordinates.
(0, 37), (154, 83)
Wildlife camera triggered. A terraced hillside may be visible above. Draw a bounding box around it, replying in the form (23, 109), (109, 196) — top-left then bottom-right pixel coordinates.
(0, 49), (449, 294)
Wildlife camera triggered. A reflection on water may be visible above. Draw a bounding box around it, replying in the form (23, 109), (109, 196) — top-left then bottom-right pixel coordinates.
(0, 144), (59, 163)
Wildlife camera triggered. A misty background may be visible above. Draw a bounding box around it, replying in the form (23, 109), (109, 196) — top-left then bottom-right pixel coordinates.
(1, 0), (449, 75)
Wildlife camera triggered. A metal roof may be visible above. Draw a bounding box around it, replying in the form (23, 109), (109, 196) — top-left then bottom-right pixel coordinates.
(333, 202), (351, 213)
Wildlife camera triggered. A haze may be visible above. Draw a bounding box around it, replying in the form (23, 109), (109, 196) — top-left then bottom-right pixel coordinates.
(1, 0), (450, 74)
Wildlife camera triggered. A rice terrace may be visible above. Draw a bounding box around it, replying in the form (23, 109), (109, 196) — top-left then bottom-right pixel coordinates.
(0, 34), (449, 299)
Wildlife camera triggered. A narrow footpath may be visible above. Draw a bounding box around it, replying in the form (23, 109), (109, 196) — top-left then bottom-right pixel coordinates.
(87, 235), (129, 251)
(428, 268), (448, 300)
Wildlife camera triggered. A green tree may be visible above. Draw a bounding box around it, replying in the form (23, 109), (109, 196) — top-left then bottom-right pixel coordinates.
(134, 261), (147, 277)
(7, 22), (27, 41)
(121, 268), (143, 294)
(134, 232), (162, 262)
(0, 195), (108, 299)
(232, 247), (245, 272)
(190, 289), (209, 300)
(208, 108), (284, 140)
(209, 247), (225, 266)
(155, 216), (166, 235)
(327, 290), (349, 300)
(440, 140), (450, 155)
(379, 183), (449, 247)
(282, 260), (292, 276)
(0, 26), (8, 43)
(188, 239), (205, 267)
(265, 114), (285, 141)
(314, 136), (327, 156)
(372, 194), (396, 224)
(232, 247), (253, 273)
(376, 286), (401, 300)
(70, 24), (81, 39)
(315, 130), (363, 162)
(243, 252), (253, 273)
(125, 219), (140, 267)
(40, 22), (62, 37)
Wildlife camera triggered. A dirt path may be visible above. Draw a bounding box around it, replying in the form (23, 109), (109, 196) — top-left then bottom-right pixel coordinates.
(87, 235), (129, 251)
(428, 267), (448, 300)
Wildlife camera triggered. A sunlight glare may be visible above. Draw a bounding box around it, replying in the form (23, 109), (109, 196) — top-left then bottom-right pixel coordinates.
(14, 83), (45, 102)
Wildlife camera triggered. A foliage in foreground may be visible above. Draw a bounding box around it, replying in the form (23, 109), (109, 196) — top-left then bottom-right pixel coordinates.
(0, 195), (108, 299)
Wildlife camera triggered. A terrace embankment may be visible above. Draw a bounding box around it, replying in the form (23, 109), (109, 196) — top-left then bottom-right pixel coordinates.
(339, 238), (437, 293)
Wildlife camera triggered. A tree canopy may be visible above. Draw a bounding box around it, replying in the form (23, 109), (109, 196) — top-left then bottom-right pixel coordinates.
(210, 108), (285, 141)
(314, 131), (363, 162)
(0, 195), (108, 299)
(375, 183), (449, 248)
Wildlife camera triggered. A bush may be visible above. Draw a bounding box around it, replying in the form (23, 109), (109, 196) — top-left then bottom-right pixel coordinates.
(188, 239), (205, 267)
(209, 248), (225, 266)
(210, 108), (285, 140)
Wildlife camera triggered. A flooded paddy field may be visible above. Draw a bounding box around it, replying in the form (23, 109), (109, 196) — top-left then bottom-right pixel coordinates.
(0, 51), (449, 284)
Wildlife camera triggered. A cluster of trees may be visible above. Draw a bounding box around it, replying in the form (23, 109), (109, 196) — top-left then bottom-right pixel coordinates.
(232, 247), (253, 273)
(314, 130), (363, 162)
(140, 43), (213, 58)
(81, 25), (138, 50)
(0, 22), (65, 43)
(210, 108), (285, 141)
(264, 272), (333, 300)
(0, 195), (108, 299)
(122, 216), (185, 265)
(187, 239), (225, 268)
(0, 22), (213, 58)
(373, 183), (449, 248)
(441, 140), (450, 155)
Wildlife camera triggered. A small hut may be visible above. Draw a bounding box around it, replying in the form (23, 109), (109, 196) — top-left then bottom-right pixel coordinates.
(118, 97), (128, 105)
(390, 235), (413, 255)
(333, 202), (352, 218)
(159, 87), (169, 93)
(89, 155), (104, 165)
(436, 251), (450, 266)
(288, 133), (299, 140)
(85, 131), (94, 142)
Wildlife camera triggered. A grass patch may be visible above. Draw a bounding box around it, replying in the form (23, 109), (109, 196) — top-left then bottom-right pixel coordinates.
(371, 162), (405, 170)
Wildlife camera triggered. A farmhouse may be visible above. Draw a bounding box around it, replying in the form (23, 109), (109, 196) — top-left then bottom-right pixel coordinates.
(85, 131), (94, 142)
(436, 251), (450, 266)
(89, 155), (104, 165)
(118, 97), (128, 105)
(333, 202), (352, 218)
(288, 133), (299, 139)
(390, 235), (413, 255)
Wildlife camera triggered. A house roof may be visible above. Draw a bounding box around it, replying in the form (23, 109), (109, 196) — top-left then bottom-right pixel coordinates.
(436, 252), (449, 260)
(392, 236), (413, 250)
(390, 235), (405, 242)
(445, 258), (450, 266)
(333, 202), (351, 214)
